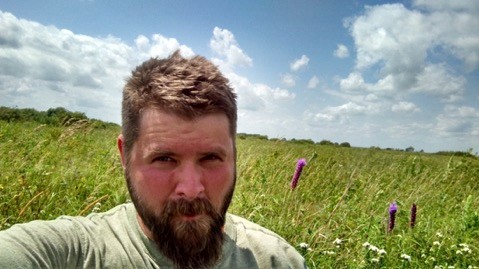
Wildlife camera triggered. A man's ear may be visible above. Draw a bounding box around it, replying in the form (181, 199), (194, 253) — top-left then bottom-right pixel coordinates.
(117, 134), (126, 169)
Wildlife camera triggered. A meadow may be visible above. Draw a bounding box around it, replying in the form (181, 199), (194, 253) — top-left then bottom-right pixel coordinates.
(1, 118), (478, 268)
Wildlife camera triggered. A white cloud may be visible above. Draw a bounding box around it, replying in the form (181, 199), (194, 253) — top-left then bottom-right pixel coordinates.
(339, 72), (366, 92)
(413, 0), (479, 12)
(228, 72), (295, 112)
(207, 27), (295, 112)
(0, 10), (193, 123)
(435, 105), (479, 137)
(344, 2), (478, 102)
(412, 64), (466, 101)
(383, 122), (431, 140)
(308, 101), (378, 123)
(135, 34), (195, 59)
(210, 27), (253, 71)
(391, 101), (420, 113)
(0, 11), (295, 130)
(307, 75), (320, 89)
(290, 55), (309, 72)
(281, 73), (296, 87)
(334, 44), (350, 58)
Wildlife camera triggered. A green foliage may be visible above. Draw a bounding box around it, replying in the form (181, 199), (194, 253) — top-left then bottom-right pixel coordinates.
(0, 120), (126, 227)
(339, 142), (351, 148)
(319, 139), (335, 146)
(237, 133), (269, 140)
(0, 106), (118, 128)
(1, 121), (478, 268)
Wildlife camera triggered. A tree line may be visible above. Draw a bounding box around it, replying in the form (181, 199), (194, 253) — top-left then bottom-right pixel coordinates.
(1, 107), (475, 157)
(0, 106), (117, 128)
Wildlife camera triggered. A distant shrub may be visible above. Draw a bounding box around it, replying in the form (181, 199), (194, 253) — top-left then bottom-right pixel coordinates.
(340, 142), (351, 147)
(291, 138), (315, 145)
(434, 151), (477, 159)
(319, 140), (335, 146)
(0, 106), (117, 128)
(237, 133), (268, 140)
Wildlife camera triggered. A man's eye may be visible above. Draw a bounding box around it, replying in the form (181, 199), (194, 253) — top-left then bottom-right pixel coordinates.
(153, 156), (175, 163)
(202, 154), (222, 162)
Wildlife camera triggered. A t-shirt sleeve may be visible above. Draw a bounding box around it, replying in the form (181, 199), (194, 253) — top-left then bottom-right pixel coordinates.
(0, 218), (85, 268)
(229, 215), (308, 269)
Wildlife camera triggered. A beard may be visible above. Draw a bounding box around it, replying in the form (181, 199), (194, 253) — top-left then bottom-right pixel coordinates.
(125, 169), (235, 269)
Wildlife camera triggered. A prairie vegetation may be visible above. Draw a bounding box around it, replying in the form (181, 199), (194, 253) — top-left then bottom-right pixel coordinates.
(1, 108), (478, 268)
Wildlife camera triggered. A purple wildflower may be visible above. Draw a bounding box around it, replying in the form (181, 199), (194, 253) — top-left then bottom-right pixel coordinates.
(410, 203), (417, 228)
(290, 158), (307, 190)
(388, 201), (398, 233)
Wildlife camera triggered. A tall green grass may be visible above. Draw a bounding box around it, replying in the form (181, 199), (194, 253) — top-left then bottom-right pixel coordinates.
(1, 120), (478, 268)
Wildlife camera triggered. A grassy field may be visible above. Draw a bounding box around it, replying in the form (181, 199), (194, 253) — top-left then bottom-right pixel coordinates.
(1, 119), (478, 268)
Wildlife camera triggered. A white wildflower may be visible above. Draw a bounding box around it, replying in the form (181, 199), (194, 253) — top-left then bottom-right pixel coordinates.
(378, 249), (387, 255)
(322, 250), (335, 255)
(370, 245), (379, 253)
(299, 242), (309, 249)
(92, 202), (102, 213)
(362, 242), (371, 248)
(433, 241), (441, 247)
(371, 258), (380, 263)
(333, 238), (343, 245)
(456, 250), (463, 255)
(447, 266), (455, 269)
(436, 232), (443, 237)
(400, 253), (411, 262)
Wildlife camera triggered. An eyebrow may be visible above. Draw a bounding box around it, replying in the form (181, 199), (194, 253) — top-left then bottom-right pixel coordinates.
(143, 148), (175, 159)
(144, 146), (228, 159)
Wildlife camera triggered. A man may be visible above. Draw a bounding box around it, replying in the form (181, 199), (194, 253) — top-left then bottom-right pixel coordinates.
(0, 51), (306, 268)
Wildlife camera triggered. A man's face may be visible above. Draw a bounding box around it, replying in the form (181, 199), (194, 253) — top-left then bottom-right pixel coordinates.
(118, 108), (236, 268)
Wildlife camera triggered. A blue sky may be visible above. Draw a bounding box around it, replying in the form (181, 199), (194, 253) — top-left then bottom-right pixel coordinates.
(1, 0), (478, 153)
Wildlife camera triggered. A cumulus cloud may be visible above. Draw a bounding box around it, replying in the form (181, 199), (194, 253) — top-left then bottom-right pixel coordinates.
(413, 0), (479, 12)
(307, 101), (379, 124)
(228, 72), (295, 111)
(208, 27), (295, 112)
(0, 10), (294, 125)
(281, 73), (296, 87)
(0, 10), (193, 123)
(135, 34), (195, 59)
(210, 27), (253, 71)
(343, 2), (479, 102)
(334, 44), (350, 58)
(391, 101), (420, 113)
(412, 64), (466, 101)
(307, 75), (320, 89)
(290, 55), (309, 72)
(435, 105), (479, 137)
(339, 72), (367, 92)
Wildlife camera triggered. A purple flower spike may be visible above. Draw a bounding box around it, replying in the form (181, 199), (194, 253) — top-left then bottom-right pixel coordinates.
(388, 201), (398, 233)
(290, 158), (307, 190)
(410, 203), (417, 228)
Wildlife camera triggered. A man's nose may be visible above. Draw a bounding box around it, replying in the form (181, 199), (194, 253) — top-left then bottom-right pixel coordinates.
(174, 163), (205, 199)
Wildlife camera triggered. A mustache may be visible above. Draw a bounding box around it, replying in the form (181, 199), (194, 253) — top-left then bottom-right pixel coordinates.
(164, 197), (217, 217)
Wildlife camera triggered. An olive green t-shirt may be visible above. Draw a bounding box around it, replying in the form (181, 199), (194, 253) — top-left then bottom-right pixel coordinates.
(0, 203), (306, 268)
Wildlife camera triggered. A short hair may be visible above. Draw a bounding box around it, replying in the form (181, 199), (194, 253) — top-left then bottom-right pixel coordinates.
(121, 50), (237, 160)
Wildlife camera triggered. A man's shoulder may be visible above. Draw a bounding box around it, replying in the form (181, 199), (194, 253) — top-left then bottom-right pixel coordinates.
(57, 202), (137, 239)
(81, 202), (134, 221)
(227, 213), (286, 242)
(226, 213), (307, 268)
